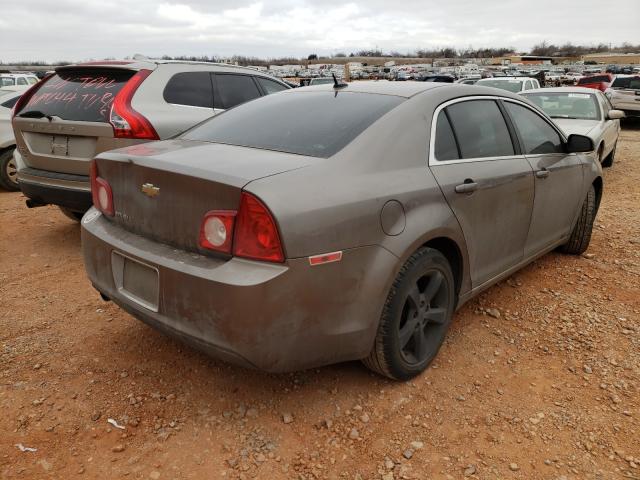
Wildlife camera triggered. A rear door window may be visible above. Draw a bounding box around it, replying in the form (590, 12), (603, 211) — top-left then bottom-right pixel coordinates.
(446, 100), (515, 159)
(434, 111), (459, 161)
(17, 77), (27, 85)
(15, 69), (135, 122)
(504, 102), (564, 155)
(163, 72), (213, 108)
(256, 77), (288, 94)
(214, 74), (261, 109)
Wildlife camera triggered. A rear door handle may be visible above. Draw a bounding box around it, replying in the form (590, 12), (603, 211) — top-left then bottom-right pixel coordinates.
(455, 180), (478, 194)
(535, 168), (550, 179)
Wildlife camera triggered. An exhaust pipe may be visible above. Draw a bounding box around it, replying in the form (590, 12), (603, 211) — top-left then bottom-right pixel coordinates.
(25, 199), (47, 208)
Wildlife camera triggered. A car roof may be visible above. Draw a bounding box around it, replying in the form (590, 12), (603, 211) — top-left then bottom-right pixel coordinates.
(289, 81), (449, 98)
(57, 59), (263, 75)
(283, 80), (527, 102)
(521, 86), (598, 95)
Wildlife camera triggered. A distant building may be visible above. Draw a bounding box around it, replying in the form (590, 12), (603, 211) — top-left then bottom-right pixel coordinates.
(490, 55), (554, 66)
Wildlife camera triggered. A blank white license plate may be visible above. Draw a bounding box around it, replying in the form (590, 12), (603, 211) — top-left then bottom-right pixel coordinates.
(111, 252), (159, 312)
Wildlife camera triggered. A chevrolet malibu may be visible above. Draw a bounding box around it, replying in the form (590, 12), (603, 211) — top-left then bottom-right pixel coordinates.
(81, 82), (601, 380)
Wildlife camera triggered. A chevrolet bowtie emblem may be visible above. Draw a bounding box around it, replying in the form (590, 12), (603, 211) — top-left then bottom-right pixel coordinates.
(141, 183), (160, 197)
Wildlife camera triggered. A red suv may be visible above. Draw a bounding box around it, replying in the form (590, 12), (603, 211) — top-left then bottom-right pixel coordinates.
(577, 74), (613, 92)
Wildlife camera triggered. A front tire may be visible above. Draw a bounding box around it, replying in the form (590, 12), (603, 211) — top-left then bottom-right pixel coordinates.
(0, 148), (19, 191)
(363, 248), (456, 380)
(560, 185), (597, 255)
(601, 142), (616, 168)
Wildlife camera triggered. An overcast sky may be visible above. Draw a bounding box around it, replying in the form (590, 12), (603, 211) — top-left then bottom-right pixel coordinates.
(3, 0), (639, 62)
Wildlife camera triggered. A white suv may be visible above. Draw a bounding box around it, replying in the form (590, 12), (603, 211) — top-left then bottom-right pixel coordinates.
(606, 75), (640, 118)
(0, 74), (39, 89)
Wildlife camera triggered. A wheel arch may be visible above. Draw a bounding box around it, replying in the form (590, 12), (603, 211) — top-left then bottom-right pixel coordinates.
(421, 237), (464, 299)
(592, 176), (603, 210)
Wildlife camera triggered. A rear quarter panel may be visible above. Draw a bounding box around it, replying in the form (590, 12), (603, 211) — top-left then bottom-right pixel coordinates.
(246, 88), (471, 299)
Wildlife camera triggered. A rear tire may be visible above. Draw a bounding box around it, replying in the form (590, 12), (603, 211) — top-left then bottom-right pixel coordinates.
(58, 207), (84, 222)
(560, 185), (597, 255)
(363, 248), (456, 380)
(0, 148), (19, 192)
(601, 142), (616, 168)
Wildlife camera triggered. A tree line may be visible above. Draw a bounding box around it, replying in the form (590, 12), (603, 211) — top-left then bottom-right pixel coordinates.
(2, 42), (638, 67)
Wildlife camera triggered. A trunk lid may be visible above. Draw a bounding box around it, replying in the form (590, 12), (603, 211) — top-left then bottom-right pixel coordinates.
(12, 66), (144, 175)
(95, 139), (314, 254)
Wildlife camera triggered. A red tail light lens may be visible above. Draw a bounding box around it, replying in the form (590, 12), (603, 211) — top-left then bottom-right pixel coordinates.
(233, 192), (284, 263)
(109, 69), (159, 140)
(11, 73), (54, 119)
(90, 160), (114, 216)
(199, 211), (236, 254)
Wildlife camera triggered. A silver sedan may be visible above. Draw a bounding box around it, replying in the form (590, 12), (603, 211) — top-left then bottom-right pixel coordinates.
(521, 87), (624, 167)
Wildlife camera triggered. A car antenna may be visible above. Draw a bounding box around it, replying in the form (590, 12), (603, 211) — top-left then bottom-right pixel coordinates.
(332, 73), (347, 89)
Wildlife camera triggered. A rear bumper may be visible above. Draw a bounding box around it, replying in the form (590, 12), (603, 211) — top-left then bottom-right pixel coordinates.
(18, 167), (92, 212)
(81, 209), (398, 372)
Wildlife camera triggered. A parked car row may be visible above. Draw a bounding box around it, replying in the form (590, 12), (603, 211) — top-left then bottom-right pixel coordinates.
(3, 59), (635, 380)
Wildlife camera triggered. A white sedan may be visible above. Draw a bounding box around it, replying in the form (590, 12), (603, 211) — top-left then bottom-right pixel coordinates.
(0, 89), (23, 190)
(521, 87), (623, 167)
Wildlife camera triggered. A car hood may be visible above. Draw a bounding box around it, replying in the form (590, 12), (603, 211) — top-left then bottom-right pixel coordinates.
(551, 119), (598, 137)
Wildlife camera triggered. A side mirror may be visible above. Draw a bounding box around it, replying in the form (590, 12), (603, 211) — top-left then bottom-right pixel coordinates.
(566, 134), (594, 153)
(608, 109), (625, 120)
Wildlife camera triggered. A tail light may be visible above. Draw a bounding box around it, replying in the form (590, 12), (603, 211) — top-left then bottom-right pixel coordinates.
(109, 69), (159, 140)
(199, 211), (236, 254)
(11, 73), (54, 119)
(198, 192), (284, 263)
(90, 160), (114, 216)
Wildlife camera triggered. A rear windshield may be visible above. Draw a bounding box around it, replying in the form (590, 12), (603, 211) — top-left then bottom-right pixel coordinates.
(524, 92), (600, 120)
(577, 75), (610, 85)
(477, 79), (523, 92)
(16, 69), (135, 122)
(611, 76), (640, 90)
(183, 91), (404, 158)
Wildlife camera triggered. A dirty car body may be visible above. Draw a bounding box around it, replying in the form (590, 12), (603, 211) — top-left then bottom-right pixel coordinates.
(81, 82), (602, 376)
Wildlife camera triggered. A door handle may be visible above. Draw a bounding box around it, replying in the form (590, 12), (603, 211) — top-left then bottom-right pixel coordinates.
(455, 179), (478, 194)
(535, 168), (550, 179)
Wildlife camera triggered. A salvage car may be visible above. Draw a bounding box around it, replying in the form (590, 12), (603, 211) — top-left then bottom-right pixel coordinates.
(11, 59), (290, 220)
(576, 74), (613, 92)
(0, 89), (23, 190)
(521, 87), (623, 167)
(476, 77), (540, 92)
(81, 82), (601, 380)
(605, 75), (640, 118)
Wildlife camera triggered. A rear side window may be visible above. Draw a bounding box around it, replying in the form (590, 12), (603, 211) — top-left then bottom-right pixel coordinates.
(27, 77), (38, 85)
(434, 111), (459, 161)
(1, 78), (15, 87)
(256, 77), (288, 94)
(215, 74), (261, 109)
(183, 91), (404, 158)
(1, 96), (20, 109)
(504, 102), (564, 155)
(446, 100), (514, 158)
(16, 69), (135, 122)
(163, 72), (213, 108)
(611, 76), (640, 89)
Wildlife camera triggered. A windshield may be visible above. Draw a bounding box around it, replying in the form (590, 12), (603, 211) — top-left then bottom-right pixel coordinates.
(611, 76), (640, 89)
(524, 92), (600, 120)
(477, 79), (523, 92)
(183, 91), (404, 158)
(577, 75), (610, 84)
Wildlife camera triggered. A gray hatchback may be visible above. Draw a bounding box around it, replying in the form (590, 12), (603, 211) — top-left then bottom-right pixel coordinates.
(11, 59), (289, 220)
(81, 82), (602, 380)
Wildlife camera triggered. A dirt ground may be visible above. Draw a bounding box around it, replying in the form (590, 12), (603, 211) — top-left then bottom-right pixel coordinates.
(1, 125), (639, 480)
